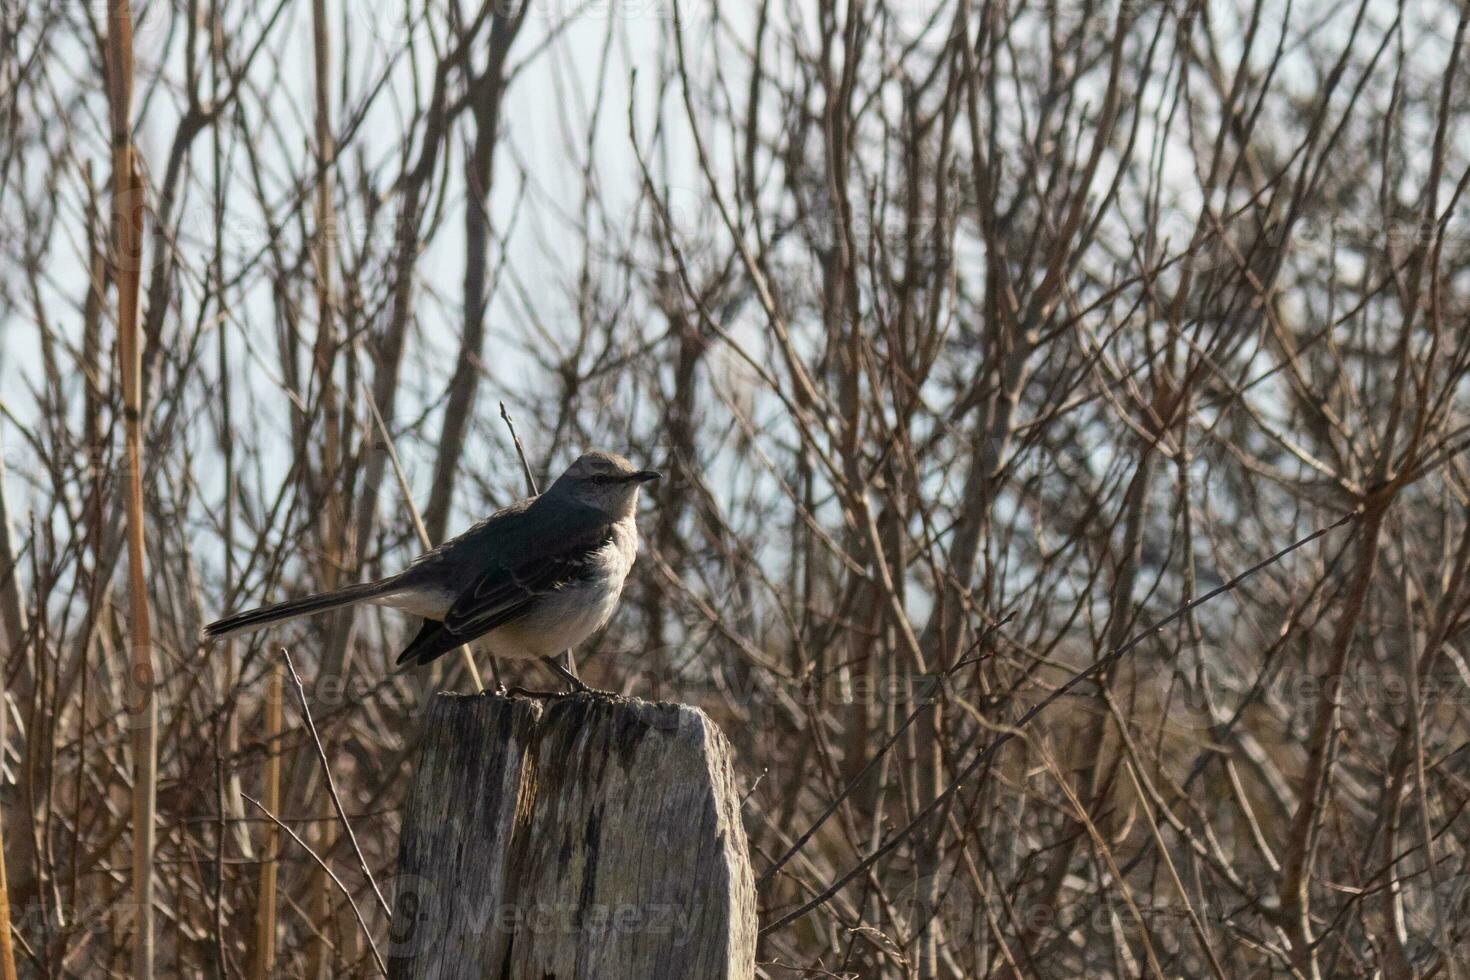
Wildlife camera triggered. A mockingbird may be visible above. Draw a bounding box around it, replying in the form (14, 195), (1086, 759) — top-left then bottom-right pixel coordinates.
(202, 451), (659, 690)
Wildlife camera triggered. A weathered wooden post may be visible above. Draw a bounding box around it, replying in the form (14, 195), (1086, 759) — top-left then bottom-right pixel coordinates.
(387, 692), (757, 979)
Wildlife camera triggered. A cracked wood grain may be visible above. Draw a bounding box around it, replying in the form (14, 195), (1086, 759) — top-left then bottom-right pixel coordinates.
(388, 692), (756, 980)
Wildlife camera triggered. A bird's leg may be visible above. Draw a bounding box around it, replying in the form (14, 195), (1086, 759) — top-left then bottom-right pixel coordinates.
(540, 655), (591, 694)
(537, 654), (619, 696)
(558, 649), (579, 684)
(495, 659), (612, 699)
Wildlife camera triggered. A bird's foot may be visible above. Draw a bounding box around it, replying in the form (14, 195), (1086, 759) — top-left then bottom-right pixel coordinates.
(500, 684), (573, 699)
(500, 681), (619, 699)
(538, 655), (615, 696)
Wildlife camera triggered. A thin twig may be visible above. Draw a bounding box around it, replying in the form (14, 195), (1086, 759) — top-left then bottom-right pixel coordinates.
(360, 379), (485, 692)
(279, 648), (389, 916)
(499, 401), (540, 496)
(248, 658), (284, 980)
(241, 793), (386, 977)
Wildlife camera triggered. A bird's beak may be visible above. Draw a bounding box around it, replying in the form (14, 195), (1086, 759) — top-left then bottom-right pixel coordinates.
(633, 470), (662, 484)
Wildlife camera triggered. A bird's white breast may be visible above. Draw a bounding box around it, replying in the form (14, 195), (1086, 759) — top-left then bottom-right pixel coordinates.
(483, 517), (639, 660)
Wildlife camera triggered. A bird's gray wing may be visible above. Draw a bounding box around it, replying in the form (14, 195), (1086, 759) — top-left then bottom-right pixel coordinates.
(439, 507), (615, 638)
(392, 499), (614, 667)
(400, 495), (537, 579)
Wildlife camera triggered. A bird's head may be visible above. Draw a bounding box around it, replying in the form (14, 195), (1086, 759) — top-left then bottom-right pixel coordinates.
(546, 451), (661, 518)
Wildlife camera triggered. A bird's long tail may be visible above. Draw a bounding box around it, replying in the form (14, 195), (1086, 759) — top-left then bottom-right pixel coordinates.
(201, 580), (397, 640)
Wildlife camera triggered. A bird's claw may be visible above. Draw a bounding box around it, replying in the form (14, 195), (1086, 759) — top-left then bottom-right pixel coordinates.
(500, 684), (570, 699)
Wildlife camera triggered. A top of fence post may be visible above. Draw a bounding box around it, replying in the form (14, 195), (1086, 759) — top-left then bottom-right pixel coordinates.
(387, 691), (757, 980)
